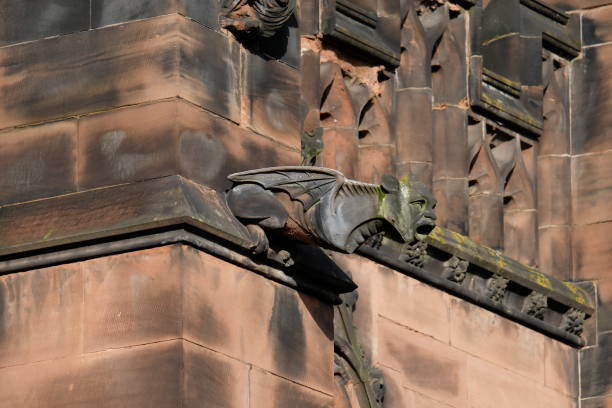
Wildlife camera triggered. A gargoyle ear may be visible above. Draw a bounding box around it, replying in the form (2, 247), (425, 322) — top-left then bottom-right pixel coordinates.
(381, 174), (400, 193)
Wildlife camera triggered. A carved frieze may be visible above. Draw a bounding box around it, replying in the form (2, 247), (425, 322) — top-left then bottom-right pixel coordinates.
(442, 255), (469, 285)
(486, 274), (510, 303)
(562, 308), (587, 337)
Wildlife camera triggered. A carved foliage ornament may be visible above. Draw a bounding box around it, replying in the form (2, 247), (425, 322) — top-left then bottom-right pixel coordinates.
(220, 0), (295, 37)
(226, 167), (436, 263)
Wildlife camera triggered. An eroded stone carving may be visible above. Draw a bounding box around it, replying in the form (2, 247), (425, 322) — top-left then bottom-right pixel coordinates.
(220, 0), (295, 37)
(486, 274), (509, 302)
(226, 167), (436, 264)
(562, 308), (586, 336)
(334, 291), (385, 408)
(523, 291), (548, 320)
(442, 255), (469, 284)
(399, 240), (428, 268)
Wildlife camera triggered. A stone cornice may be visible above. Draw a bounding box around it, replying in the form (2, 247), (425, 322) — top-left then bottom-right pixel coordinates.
(0, 175), (356, 304)
(358, 226), (593, 347)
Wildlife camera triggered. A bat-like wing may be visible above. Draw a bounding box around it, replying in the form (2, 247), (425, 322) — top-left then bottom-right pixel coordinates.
(228, 166), (344, 210)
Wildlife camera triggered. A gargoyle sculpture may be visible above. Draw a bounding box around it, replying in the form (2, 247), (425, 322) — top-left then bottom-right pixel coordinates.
(220, 0), (295, 38)
(226, 166), (436, 263)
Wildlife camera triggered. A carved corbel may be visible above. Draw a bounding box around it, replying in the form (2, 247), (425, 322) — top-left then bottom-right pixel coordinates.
(220, 0), (295, 37)
(226, 166), (436, 265)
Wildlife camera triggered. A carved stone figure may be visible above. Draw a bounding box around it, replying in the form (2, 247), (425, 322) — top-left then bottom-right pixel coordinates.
(220, 0), (295, 37)
(226, 167), (436, 263)
(442, 255), (469, 284)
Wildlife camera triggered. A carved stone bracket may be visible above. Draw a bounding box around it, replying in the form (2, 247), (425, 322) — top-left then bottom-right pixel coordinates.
(486, 274), (510, 303)
(442, 255), (469, 285)
(220, 0), (295, 37)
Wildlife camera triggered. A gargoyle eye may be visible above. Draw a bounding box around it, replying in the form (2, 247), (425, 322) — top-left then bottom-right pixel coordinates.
(411, 199), (427, 210)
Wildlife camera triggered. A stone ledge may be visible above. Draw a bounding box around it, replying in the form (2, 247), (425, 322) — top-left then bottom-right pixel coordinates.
(358, 226), (594, 347)
(0, 175), (356, 304)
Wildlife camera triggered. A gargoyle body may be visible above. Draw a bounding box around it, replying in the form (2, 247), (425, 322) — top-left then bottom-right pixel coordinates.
(226, 167), (436, 262)
(220, 0), (295, 38)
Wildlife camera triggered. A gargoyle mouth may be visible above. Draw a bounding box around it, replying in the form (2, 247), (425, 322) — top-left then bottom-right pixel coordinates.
(415, 216), (436, 239)
(346, 219), (385, 252)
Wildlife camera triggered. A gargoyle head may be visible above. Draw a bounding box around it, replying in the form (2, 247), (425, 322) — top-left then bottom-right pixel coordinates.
(378, 174), (437, 244)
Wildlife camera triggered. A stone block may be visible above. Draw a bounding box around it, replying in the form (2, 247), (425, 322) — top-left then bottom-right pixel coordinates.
(250, 367), (333, 408)
(318, 128), (359, 179)
(542, 0), (612, 11)
(571, 46), (612, 155)
(503, 210), (538, 266)
(0, 340), (182, 407)
(92, 0), (221, 31)
(395, 88), (433, 163)
(0, 15), (240, 129)
(538, 226), (572, 281)
(580, 332), (612, 398)
(572, 221), (612, 280)
(572, 151), (612, 225)
(183, 247), (334, 394)
(0, 120), (77, 206)
(449, 298), (545, 382)
(0, 263), (83, 368)
(583, 6), (612, 45)
(243, 52), (301, 149)
(77, 99), (299, 191)
(544, 338), (579, 397)
(466, 356), (545, 408)
(537, 156), (571, 226)
(183, 341), (250, 408)
(432, 14), (467, 106)
(468, 193), (504, 250)
(433, 178), (469, 234)
(0, 0), (90, 46)
(432, 106), (468, 180)
(582, 395), (612, 408)
(82, 246), (182, 352)
(378, 318), (468, 407)
(396, 161), (433, 189)
(377, 266), (451, 343)
(597, 278), (612, 334)
(356, 145), (395, 184)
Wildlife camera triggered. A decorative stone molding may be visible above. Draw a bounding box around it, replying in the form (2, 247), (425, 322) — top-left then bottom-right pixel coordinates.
(220, 0), (295, 37)
(334, 292), (385, 408)
(358, 226), (594, 347)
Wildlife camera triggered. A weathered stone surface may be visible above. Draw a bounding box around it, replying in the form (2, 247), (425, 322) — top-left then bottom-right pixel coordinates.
(183, 247), (334, 394)
(583, 6), (612, 46)
(468, 194), (504, 250)
(544, 338), (579, 397)
(0, 0), (90, 46)
(395, 88), (433, 164)
(0, 15), (240, 129)
(596, 278), (612, 334)
(379, 318), (468, 407)
(78, 100), (299, 191)
(0, 120), (77, 206)
(580, 332), (612, 398)
(243, 52), (301, 149)
(377, 266), (451, 343)
(0, 340), (182, 407)
(356, 145), (395, 184)
(449, 299), (545, 382)
(0, 263), (83, 368)
(543, 0), (612, 11)
(433, 178), (469, 234)
(432, 15), (467, 106)
(572, 221), (612, 280)
(572, 151), (612, 225)
(571, 45), (612, 155)
(503, 210), (538, 266)
(92, 0), (221, 31)
(433, 107), (468, 180)
(467, 356), (575, 408)
(250, 367), (333, 408)
(538, 156), (572, 227)
(318, 128), (359, 179)
(396, 161), (433, 189)
(538, 226), (572, 281)
(183, 341), (250, 408)
(582, 395), (612, 408)
(82, 246), (182, 352)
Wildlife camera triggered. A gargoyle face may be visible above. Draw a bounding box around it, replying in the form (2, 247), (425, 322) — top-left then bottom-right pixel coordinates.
(378, 174), (437, 243)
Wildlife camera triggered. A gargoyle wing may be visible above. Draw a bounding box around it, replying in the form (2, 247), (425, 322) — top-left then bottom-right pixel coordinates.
(228, 166), (344, 210)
